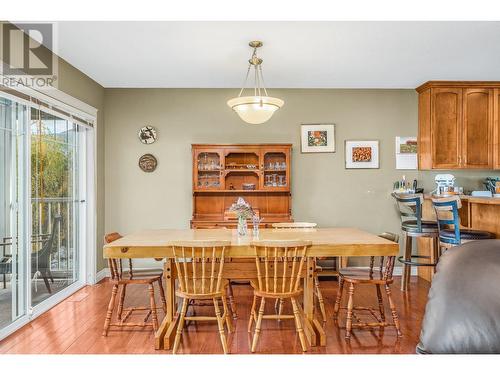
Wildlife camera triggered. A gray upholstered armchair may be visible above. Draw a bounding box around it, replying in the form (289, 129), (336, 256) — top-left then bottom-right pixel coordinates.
(417, 239), (500, 354)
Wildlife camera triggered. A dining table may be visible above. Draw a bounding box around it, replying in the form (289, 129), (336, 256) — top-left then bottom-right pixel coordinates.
(103, 227), (399, 350)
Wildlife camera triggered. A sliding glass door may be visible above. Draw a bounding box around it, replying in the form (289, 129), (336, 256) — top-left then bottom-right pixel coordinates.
(0, 92), (91, 337)
(0, 97), (28, 331)
(30, 108), (82, 307)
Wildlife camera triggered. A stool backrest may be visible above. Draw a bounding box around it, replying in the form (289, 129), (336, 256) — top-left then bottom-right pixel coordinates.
(391, 193), (424, 232)
(369, 232), (399, 280)
(170, 240), (230, 295)
(431, 196), (462, 245)
(272, 222), (317, 229)
(250, 240), (312, 294)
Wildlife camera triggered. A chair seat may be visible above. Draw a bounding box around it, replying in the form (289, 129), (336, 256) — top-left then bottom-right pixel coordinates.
(402, 220), (439, 234)
(339, 267), (393, 284)
(113, 268), (163, 284)
(249, 279), (303, 298)
(441, 229), (495, 241)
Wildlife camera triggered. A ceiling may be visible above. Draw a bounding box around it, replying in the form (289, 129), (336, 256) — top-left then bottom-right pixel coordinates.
(40, 21), (500, 88)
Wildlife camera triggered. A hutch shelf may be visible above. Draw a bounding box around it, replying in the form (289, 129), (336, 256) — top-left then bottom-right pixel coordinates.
(191, 144), (293, 228)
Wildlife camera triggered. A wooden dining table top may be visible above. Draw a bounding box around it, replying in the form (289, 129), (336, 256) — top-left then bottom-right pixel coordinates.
(103, 227), (399, 259)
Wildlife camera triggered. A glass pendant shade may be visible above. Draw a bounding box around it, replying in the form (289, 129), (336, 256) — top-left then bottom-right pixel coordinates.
(227, 96), (284, 125)
(228, 41), (284, 125)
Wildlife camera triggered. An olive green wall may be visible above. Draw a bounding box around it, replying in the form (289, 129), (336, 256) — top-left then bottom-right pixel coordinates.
(104, 88), (422, 267)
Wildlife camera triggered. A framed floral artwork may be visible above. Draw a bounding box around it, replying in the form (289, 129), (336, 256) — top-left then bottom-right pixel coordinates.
(345, 140), (379, 169)
(300, 124), (336, 153)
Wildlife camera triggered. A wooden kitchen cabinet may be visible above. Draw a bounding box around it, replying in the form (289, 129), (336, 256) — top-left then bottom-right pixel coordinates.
(430, 87), (462, 169)
(417, 81), (497, 170)
(462, 88), (493, 168)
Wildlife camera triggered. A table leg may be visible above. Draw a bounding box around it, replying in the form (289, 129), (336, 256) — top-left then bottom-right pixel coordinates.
(303, 258), (326, 346)
(155, 259), (175, 350)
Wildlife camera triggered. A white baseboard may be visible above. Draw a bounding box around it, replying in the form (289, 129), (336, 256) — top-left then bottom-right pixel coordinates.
(93, 265), (417, 282)
(95, 268), (110, 283)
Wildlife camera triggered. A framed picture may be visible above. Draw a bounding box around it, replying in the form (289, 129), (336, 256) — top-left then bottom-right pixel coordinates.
(345, 140), (379, 169)
(300, 124), (336, 153)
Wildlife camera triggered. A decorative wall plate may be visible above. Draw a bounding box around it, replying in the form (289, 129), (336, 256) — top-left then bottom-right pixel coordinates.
(138, 153), (158, 172)
(138, 126), (157, 144)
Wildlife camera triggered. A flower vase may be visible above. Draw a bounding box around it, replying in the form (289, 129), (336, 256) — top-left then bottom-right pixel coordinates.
(237, 216), (248, 236)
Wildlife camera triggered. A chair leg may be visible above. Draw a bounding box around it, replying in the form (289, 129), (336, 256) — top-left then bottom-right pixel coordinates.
(251, 297), (266, 353)
(385, 284), (402, 337)
(41, 272), (52, 294)
(172, 298), (189, 354)
(291, 297), (307, 352)
(221, 294), (234, 333)
(157, 278), (167, 313)
(117, 284), (126, 320)
(148, 283), (159, 331)
(333, 276), (344, 319)
(213, 297), (229, 354)
(401, 232), (412, 291)
(375, 284), (385, 322)
(226, 281), (237, 319)
(248, 294), (257, 333)
(314, 276), (327, 323)
(345, 283), (355, 339)
(102, 284), (118, 336)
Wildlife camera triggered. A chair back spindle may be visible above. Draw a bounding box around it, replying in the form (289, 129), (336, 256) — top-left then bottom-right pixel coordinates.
(367, 232), (399, 281)
(170, 240), (230, 295)
(251, 240), (312, 295)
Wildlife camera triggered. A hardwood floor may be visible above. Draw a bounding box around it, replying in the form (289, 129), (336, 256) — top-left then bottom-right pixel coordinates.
(0, 277), (430, 354)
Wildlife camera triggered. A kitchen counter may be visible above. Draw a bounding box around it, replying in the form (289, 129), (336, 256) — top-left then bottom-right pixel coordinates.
(424, 194), (500, 205)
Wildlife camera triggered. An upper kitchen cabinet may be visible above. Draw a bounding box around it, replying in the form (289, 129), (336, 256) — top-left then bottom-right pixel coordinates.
(417, 81), (497, 170)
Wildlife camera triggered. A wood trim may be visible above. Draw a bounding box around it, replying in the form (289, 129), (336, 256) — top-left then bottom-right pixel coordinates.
(416, 80), (500, 93)
(418, 88), (432, 170)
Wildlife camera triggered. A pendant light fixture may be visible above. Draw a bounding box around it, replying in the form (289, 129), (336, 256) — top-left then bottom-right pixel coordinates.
(227, 41), (284, 125)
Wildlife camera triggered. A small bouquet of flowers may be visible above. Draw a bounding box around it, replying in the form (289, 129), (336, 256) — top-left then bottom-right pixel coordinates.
(229, 197), (254, 236)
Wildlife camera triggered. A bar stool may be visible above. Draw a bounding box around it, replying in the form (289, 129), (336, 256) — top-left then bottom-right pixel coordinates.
(431, 196), (495, 249)
(392, 193), (439, 291)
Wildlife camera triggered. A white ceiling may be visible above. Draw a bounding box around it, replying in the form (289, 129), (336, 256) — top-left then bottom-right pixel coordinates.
(44, 21), (500, 88)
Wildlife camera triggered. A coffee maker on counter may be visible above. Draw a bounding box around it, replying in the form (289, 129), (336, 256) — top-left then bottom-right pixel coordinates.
(432, 174), (457, 195)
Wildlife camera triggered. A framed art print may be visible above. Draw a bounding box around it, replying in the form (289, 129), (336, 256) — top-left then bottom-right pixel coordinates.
(345, 140), (379, 169)
(301, 124), (336, 153)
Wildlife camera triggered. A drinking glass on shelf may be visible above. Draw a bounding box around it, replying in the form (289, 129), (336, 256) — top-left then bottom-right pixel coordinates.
(280, 161), (286, 170)
(275, 161), (280, 170)
(272, 174), (277, 187)
(268, 162), (274, 170)
(278, 175), (286, 186)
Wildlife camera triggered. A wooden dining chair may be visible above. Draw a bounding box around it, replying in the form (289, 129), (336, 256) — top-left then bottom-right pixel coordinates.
(271, 222), (327, 323)
(194, 226), (237, 319)
(248, 240), (312, 352)
(102, 232), (166, 336)
(170, 240), (233, 354)
(333, 232), (402, 339)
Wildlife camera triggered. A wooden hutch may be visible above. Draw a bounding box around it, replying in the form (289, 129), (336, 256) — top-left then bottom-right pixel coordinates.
(190, 144), (293, 228)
